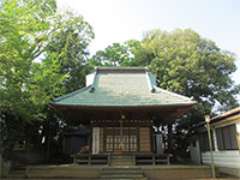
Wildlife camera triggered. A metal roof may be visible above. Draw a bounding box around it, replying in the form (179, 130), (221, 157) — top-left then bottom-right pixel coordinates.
(51, 67), (196, 108)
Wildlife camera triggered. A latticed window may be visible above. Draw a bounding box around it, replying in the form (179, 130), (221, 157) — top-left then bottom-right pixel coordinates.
(104, 127), (138, 152)
(106, 136), (114, 152)
(129, 135), (137, 152)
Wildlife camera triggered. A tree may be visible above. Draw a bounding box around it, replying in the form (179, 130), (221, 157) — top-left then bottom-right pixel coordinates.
(137, 29), (239, 156)
(0, 0), (93, 161)
(140, 29), (239, 113)
(28, 53), (68, 119)
(0, 0), (59, 117)
(90, 42), (136, 67)
(46, 11), (94, 92)
(0, 0), (57, 165)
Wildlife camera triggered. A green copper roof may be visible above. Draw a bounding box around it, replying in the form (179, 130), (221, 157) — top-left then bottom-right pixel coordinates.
(52, 67), (196, 107)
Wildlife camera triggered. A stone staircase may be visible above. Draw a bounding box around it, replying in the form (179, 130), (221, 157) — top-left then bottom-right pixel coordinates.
(110, 155), (135, 166)
(100, 167), (148, 180)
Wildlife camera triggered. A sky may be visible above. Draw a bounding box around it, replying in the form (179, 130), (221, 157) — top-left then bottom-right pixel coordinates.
(57, 0), (240, 85)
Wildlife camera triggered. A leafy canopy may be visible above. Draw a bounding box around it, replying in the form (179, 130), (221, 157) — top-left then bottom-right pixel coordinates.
(47, 11), (94, 92)
(0, 0), (57, 119)
(142, 29), (239, 113)
(90, 42), (134, 67)
(0, 0), (94, 158)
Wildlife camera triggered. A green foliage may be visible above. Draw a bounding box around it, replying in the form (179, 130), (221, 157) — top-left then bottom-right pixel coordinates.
(0, 0), (93, 159)
(28, 53), (68, 119)
(90, 42), (136, 67)
(135, 29), (239, 155)
(141, 29), (239, 113)
(0, 0), (59, 158)
(47, 12), (94, 92)
(0, 0), (56, 117)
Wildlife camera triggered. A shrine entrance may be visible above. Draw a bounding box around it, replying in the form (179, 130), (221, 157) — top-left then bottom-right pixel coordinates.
(51, 67), (196, 165)
(105, 127), (138, 153)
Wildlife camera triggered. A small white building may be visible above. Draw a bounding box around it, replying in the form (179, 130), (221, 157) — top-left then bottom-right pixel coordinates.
(190, 107), (240, 177)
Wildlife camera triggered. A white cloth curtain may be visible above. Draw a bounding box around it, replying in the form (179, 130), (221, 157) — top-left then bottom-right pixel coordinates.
(92, 127), (100, 154)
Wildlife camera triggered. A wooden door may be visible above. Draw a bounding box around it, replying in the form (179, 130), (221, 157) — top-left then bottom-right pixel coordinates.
(104, 127), (137, 153)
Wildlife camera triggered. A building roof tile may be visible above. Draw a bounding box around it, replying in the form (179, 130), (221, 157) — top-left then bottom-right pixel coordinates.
(51, 67), (196, 108)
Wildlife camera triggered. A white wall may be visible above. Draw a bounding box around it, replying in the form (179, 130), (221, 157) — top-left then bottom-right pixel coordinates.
(201, 122), (240, 177)
(202, 150), (240, 168)
(202, 150), (240, 177)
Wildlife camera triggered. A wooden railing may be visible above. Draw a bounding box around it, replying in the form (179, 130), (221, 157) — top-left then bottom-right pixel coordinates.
(72, 153), (170, 165)
(135, 153), (170, 165)
(72, 153), (110, 165)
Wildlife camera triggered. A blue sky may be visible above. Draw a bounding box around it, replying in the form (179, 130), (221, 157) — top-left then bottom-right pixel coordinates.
(57, 0), (240, 84)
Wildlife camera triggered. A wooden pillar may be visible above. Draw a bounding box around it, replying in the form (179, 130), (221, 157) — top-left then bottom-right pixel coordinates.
(150, 126), (155, 153)
(89, 126), (93, 154)
(137, 127), (140, 152)
(212, 128), (218, 152)
(119, 119), (123, 151)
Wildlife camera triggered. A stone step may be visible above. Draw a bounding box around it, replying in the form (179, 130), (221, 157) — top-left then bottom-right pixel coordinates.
(100, 178), (147, 180)
(101, 174), (144, 178)
(100, 177), (148, 180)
(110, 156), (135, 166)
(102, 170), (143, 175)
(100, 167), (148, 180)
(111, 155), (133, 159)
(100, 175), (147, 180)
(103, 167), (141, 171)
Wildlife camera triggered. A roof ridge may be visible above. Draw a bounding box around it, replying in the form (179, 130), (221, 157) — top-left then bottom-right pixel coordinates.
(95, 66), (148, 73)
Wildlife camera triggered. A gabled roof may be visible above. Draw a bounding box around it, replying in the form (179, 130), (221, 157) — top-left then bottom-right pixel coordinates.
(51, 67), (196, 108)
